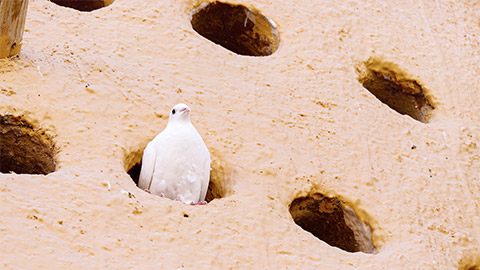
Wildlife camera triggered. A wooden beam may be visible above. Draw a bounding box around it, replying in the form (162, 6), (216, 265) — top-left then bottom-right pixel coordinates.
(0, 0), (28, 58)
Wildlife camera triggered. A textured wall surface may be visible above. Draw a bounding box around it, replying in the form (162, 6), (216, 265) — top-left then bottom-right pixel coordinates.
(0, 0), (479, 268)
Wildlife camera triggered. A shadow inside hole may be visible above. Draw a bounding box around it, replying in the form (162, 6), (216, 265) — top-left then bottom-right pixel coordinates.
(0, 115), (56, 175)
(127, 158), (228, 203)
(357, 60), (434, 123)
(289, 193), (375, 254)
(459, 256), (480, 270)
(128, 162), (142, 186)
(50, 0), (110, 11)
(190, 1), (280, 56)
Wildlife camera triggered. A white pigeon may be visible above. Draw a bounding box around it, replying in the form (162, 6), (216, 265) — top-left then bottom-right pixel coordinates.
(138, 103), (211, 204)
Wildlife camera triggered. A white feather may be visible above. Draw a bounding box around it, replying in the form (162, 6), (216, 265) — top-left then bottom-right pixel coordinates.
(139, 103), (211, 204)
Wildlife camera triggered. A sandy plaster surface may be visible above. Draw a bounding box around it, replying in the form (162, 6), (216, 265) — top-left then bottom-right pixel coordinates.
(0, 0), (480, 268)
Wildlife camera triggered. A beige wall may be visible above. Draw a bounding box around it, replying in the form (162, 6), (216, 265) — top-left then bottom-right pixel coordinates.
(0, 0), (479, 268)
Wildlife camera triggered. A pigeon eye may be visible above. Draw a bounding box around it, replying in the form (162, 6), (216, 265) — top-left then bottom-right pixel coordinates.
(172, 109), (176, 115)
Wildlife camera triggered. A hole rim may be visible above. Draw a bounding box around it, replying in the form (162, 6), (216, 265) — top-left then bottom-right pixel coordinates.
(190, 1), (280, 57)
(49, 0), (112, 12)
(0, 114), (56, 175)
(357, 59), (435, 123)
(288, 192), (376, 254)
(126, 148), (231, 203)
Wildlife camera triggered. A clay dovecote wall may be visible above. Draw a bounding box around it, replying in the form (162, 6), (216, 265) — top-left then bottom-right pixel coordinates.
(1, 0), (479, 268)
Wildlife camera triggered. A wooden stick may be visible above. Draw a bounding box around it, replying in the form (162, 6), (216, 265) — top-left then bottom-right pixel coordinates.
(0, 0), (29, 58)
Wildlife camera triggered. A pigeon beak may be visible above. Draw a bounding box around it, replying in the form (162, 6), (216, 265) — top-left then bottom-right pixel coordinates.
(180, 107), (190, 113)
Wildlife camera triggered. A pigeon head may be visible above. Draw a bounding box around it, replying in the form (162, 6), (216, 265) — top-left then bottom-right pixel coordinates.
(168, 103), (191, 124)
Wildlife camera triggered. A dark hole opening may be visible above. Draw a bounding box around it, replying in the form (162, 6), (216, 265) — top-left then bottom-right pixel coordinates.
(358, 61), (434, 122)
(50, 0), (109, 12)
(190, 1), (279, 56)
(0, 115), (56, 175)
(128, 162), (142, 186)
(127, 156), (228, 203)
(459, 257), (480, 270)
(289, 193), (375, 253)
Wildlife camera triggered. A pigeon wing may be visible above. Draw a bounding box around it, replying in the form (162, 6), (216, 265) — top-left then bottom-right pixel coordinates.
(198, 155), (211, 202)
(138, 143), (156, 190)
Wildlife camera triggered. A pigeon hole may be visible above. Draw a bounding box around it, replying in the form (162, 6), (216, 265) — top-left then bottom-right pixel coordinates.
(358, 63), (434, 123)
(127, 158), (227, 203)
(459, 257), (480, 270)
(49, 0), (112, 12)
(190, 1), (280, 56)
(289, 193), (376, 253)
(0, 115), (56, 175)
